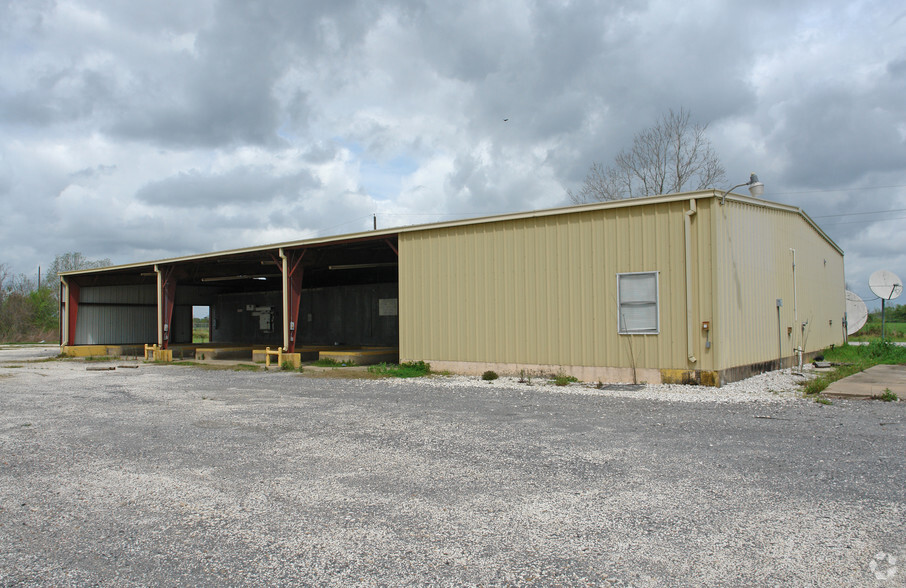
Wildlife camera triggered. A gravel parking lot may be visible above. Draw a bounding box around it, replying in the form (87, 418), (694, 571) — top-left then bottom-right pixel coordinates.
(1, 346), (905, 586)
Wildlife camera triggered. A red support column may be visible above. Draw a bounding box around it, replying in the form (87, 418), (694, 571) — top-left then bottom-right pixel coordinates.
(160, 266), (177, 349)
(285, 250), (305, 353)
(67, 280), (80, 346)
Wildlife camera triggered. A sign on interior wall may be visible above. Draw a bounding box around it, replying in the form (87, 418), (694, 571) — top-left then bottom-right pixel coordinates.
(379, 298), (398, 317)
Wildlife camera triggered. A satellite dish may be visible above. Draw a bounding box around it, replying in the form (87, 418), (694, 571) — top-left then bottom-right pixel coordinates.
(845, 290), (868, 335)
(869, 270), (904, 300)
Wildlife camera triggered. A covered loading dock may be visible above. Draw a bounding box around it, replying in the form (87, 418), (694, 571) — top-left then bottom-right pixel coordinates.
(62, 190), (846, 385)
(61, 233), (401, 364)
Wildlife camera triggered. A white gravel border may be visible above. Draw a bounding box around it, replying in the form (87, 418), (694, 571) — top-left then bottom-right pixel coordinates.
(393, 366), (819, 403)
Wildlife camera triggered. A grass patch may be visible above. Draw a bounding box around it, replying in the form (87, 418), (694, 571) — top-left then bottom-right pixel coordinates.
(233, 364), (260, 372)
(802, 341), (906, 397)
(367, 361), (431, 378)
(150, 360), (260, 372)
(849, 321), (906, 342)
(84, 356), (115, 362)
(815, 397), (833, 405)
(312, 357), (355, 367)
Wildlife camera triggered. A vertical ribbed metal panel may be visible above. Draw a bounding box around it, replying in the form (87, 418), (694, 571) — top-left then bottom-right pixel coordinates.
(75, 305), (156, 344)
(713, 200), (845, 369)
(399, 201), (696, 370)
(75, 285), (157, 344)
(79, 285), (156, 304)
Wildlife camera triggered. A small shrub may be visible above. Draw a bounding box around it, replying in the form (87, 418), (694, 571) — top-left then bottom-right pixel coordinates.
(281, 360), (294, 371)
(878, 389), (899, 402)
(481, 370), (499, 381)
(551, 372), (579, 386)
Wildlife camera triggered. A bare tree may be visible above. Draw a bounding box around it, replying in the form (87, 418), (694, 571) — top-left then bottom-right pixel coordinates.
(569, 108), (726, 203)
(48, 252), (112, 285)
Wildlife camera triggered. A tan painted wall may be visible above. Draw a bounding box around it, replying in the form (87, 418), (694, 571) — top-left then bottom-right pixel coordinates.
(399, 194), (845, 380)
(399, 199), (714, 374)
(712, 199), (845, 369)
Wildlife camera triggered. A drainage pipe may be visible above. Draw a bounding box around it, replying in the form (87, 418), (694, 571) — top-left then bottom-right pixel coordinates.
(684, 198), (698, 364)
(790, 249), (802, 371)
(278, 248), (289, 351)
(154, 264), (163, 347)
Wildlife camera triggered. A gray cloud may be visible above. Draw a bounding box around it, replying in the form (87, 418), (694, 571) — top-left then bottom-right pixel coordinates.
(0, 0), (904, 307)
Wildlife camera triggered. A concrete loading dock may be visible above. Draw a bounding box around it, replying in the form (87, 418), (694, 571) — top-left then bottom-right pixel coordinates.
(61, 234), (401, 366)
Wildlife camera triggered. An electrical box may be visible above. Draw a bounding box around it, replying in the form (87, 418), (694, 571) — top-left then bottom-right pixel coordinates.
(701, 321), (710, 331)
(776, 298), (783, 307)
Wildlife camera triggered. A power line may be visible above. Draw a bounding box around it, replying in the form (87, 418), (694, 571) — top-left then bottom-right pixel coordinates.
(820, 215), (906, 227)
(770, 183), (906, 196)
(812, 207), (906, 219)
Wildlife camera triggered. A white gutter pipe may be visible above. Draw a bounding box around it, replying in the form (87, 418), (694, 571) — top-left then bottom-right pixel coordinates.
(154, 264), (163, 347)
(279, 248), (289, 351)
(684, 198), (698, 364)
(790, 249), (802, 371)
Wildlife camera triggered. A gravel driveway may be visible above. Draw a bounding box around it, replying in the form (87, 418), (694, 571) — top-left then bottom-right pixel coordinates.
(1, 349), (904, 586)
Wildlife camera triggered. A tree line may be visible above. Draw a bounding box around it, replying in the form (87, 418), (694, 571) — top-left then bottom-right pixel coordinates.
(0, 253), (111, 343)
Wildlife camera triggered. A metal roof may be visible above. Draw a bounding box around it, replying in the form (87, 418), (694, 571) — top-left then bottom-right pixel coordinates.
(60, 189), (842, 277)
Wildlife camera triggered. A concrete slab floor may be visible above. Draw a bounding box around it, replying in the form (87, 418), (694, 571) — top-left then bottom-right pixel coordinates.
(823, 364), (906, 399)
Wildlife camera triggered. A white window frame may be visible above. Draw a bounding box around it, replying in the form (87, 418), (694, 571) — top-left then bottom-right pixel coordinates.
(617, 271), (660, 335)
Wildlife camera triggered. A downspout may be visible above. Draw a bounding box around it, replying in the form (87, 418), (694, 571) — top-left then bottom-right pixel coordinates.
(790, 248), (801, 371)
(279, 248), (289, 351)
(684, 198), (698, 364)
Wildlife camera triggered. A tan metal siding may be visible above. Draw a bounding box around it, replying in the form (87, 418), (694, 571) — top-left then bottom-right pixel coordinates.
(399, 202), (698, 371)
(713, 201), (845, 369)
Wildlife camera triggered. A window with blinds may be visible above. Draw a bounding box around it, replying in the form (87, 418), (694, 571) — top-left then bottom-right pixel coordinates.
(617, 271), (659, 334)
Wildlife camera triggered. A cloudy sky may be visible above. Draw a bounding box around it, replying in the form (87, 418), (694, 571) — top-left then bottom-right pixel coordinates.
(2, 0), (905, 307)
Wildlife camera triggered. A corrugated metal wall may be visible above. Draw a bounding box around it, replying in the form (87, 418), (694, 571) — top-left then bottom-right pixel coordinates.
(713, 200), (845, 369)
(299, 283), (398, 347)
(399, 201), (699, 370)
(75, 285), (157, 344)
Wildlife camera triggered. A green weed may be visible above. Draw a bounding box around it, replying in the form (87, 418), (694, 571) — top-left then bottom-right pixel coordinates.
(313, 358), (351, 367)
(878, 389), (899, 402)
(367, 361), (431, 378)
(551, 372), (579, 386)
(481, 370), (499, 381)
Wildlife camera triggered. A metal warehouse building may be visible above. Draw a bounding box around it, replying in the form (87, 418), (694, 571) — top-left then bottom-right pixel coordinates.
(60, 190), (845, 386)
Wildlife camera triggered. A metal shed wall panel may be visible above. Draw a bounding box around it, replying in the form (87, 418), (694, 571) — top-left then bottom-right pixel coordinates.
(74, 285), (157, 344)
(399, 201), (697, 370)
(79, 284), (156, 304)
(74, 305), (156, 344)
(713, 200), (845, 369)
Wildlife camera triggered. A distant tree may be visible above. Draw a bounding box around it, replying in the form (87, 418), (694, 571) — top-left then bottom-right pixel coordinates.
(0, 253), (111, 342)
(48, 252), (112, 285)
(569, 108), (727, 203)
